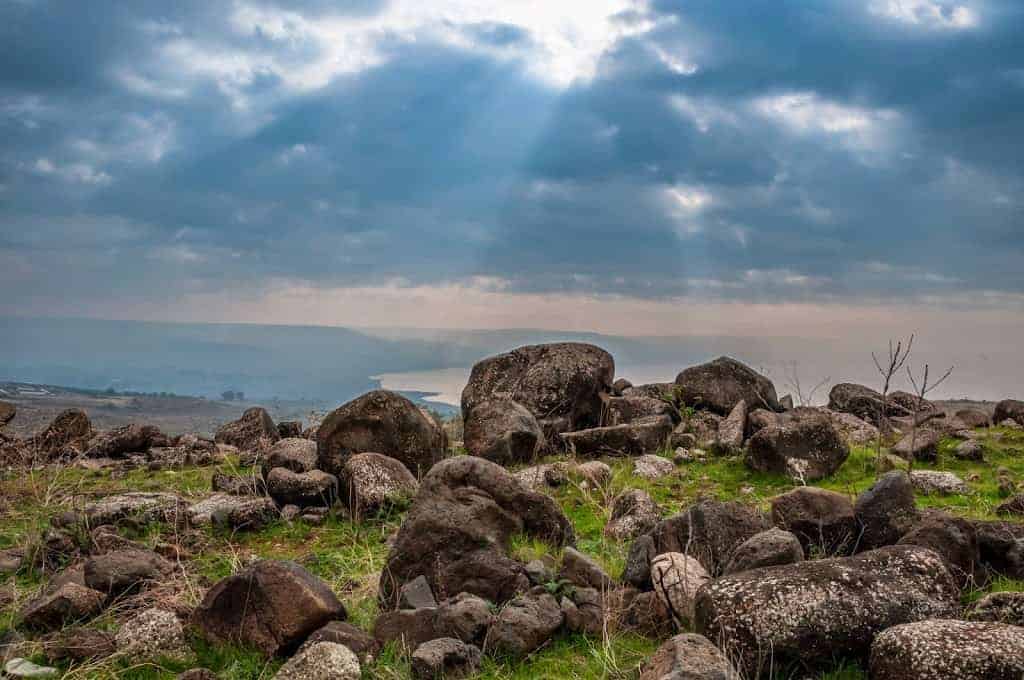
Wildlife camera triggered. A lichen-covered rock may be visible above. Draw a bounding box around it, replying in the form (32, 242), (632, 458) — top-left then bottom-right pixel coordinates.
(956, 408), (992, 428)
(645, 500), (770, 577)
(273, 641), (360, 680)
(378, 457), (573, 608)
(194, 560), (346, 657)
(514, 461), (570, 490)
(892, 430), (940, 462)
(340, 452), (418, 518)
(215, 407), (279, 451)
(633, 454), (676, 480)
(561, 416), (673, 458)
(410, 638), (481, 679)
(317, 390), (447, 478)
(973, 520), (1024, 579)
(854, 471), (919, 551)
(262, 438), (318, 478)
(84, 424), (168, 458)
(604, 395), (678, 426)
(618, 588), (673, 637)
(824, 409), (880, 445)
(898, 510), (979, 587)
(559, 548), (612, 591)
(910, 470), (970, 496)
(869, 619), (1024, 680)
(211, 472), (265, 496)
(373, 593), (493, 650)
(486, 592), (564, 658)
(463, 398), (545, 465)
(693, 545), (960, 676)
(723, 528), (804, 575)
(605, 489), (661, 541)
(640, 633), (740, 680)
(83, 549), (173, 596)
(993, 399), (1024, 427)
(955, 439), (984, 461)
(997, 494), (1024, 516)
(711, 400), (746, 455)
(301, 621), (379, 665)
(18, 583), (104, 631)
(575, 460), (612, 486)
(827, 383), (889, 425)
(266, 468), (338, 508)
(674, 357), (779, 415)
(114, 608), (189, 661)
(461, 342), (615, 441)
(968, 591), (1024, 626)
(770, 487), (856, 557)
(277, 421), (303, 439)
(745, 408), (849, 481)
(83, 492), (186, 528)
(650, 553), (709, 628)
(187, 494), (278, 530)
(32, 409), (93, 458)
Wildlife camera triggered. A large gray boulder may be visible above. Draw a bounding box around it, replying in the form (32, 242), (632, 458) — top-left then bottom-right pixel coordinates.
(770, 487), (856, 557)
(674, 357), (779, 415)
(993, 399), (1024, 427)
(605, 489), (661, 541)
(32, 409), (93, 458)
(262, 438), (318, 478)
(745, 408), (849, 481)
(317, 390), (447, 478)
(340, 452), (419, 518)
(853, 471), (919, 551)
(639, 633), (740, 680)
(485, 591), (564, 658)
(870, 619), (1024, 680)
(604, 395), (678, 426)
(694, 545), (959, 676)
(84, 424), (168, 458)
(378, 457), (574, 608)
(827, 383), (889, 425)
(561, 416), (673, 458)
(194, 560), (346, 657)
(215, 407), (279, 451)
(722, 528), (804, 575)
(461, 342), (615, 439)
(265, 468), (337, 508)
(462, 398), (545, 465)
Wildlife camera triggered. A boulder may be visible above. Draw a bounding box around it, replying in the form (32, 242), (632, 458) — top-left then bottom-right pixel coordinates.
(485, 591), (563, 658)
(84, 424), (167, 458)
(645, 499), (770, 577)
(194, 560), (346, 657)
(374, 592), (493, 649)
(681, 411), (722, 446)
(650, 553), (709, 627)
(633, 454), (676, 480)
(373, 607), (441, 649)
(770, 487), (856, 557)
(277, 421), (303, 439)
(317, 390), (447, 478)
(561, 416), (673, 458)
(722, 528), (804, 575)
(262, 438), (318, 478)
(378, 456), (573, 608)
(340, 452), (418, 518)
(211, 472), (265, 496)
(618, 588), (673, 637)
(898, 511), (979, 587)
(605, 490), (661, 541)
(18, 583), (104, 631)
(624, 383), (677, 403)
(575, 461), (612, 486)
(640, 633), (740, 680)
(514, 462), (570, 490)
(559, 547), (612, 591)
(83, 549), (172, 596)
(910, 470), (969, 496)
(461, 342), (615, 440)
(399, 576), (437, 610)
(214, 407), (279, 451)
(266, 468), (338, 508)
(745, 408), (849, 481)
(968, 591), (1024, 626)
(891, 430), (940, 462)
(694, 545), (960, 676)
(411, 638), (481, 679)
(974, 520), (1024, 579)
(997, 494), (1024, 516)
(869, 619), (1024, 680)
(824, 409), (880, 445)
(114, 608), (189, 661)
(40, 628), (115, 663)
(187, 494), (278, 530)
(463, 398), (545, 465)
(604, 395), (678, 426)
(711, 400), (746, 455)
(674, 357), (779, 415)
(32, 409), (93, 458)
(623, 534), (657, 590)
(955, 439), (984, 461)
(745, 408), (778, 439)
(956, 408), (992, 428)
(827, 383), (889, 425)
(273, 641), (360, 680)
(302, 621), (380, 665)
(612, 378), (633, 394)
(889, 391), (936, 417)
(853, 471), (918, 552)
(993, 399), (1024, 427)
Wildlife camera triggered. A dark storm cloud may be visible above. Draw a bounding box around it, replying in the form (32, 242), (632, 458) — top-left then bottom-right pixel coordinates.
(1, 0), (1022, 313)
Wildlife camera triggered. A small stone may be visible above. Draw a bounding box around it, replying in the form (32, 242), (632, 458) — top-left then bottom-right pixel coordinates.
(114, 608), (189, 661)
(4, 658), (59, 678)
(559, 547), (613, 591)
(575, 461), (612, 486)
(910, 470), (970, 496)
(273, 641), (360, 680)
(633, 454), (676, 481)
(410, 638), (481, 679)
(954, 439), (984, 461)
(399, 575), (437, 610)
(650, 552), (709, 627)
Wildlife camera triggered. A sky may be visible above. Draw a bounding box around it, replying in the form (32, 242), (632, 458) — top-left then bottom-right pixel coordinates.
(1, 0), (1023, 340)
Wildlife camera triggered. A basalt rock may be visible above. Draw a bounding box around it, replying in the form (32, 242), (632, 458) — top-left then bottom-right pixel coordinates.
(463, 398), (545, 465)
(674, 357), (779, 415)
(317, 390), (447, 478)
(32, 409), (93, 458)
(341, 452), (418, 518)
(561, 416), (673, 458)
(745, 408), (849, 481)
(640, 633), (740, 680)
(215, 407), (279, 451)
(84, 424), (168, 458)
(722, 528), (804, 575)
(770, 487), (856, 557)
(993, 399), (1024, 427)
(853, 471), (919, 552)
(870, 619), (1024, 680)
(605, 489), (661, 541)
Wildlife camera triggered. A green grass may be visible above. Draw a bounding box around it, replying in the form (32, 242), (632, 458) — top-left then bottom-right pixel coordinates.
(2, 426), (1023, 679)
